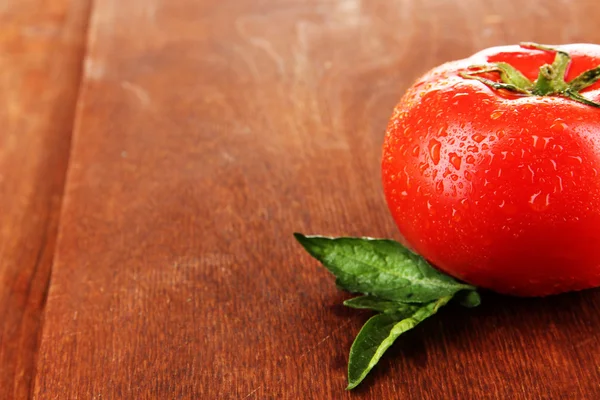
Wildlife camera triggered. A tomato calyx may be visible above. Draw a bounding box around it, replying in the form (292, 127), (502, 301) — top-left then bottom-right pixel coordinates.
(460, 42), (600, 107)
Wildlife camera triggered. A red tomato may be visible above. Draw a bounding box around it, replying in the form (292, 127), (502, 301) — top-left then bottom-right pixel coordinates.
(382, 43), (600, 296)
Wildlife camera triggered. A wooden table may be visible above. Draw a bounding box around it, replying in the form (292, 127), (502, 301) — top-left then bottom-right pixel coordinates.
(2, 0), (600, 398)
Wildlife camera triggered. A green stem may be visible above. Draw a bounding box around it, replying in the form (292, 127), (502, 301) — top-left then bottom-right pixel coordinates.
(569, 66), (600, 92)
(460, 42), (600, 108)
(528, 43), (570, 95)
(459, 72), (530, 94)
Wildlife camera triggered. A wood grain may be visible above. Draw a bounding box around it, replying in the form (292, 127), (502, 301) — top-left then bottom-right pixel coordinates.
(33, 0), (600, 398)
(0, 1), (90, 398)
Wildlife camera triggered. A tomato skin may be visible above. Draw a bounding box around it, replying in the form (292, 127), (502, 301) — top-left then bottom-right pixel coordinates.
(382, 44), (600, 296)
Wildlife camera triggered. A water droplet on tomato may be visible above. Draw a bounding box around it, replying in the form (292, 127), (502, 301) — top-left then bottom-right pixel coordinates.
(466, 145), (479, 153)
(464, 170), (473, 181)
(429, 139), (441, 165)
(451, 174), (459, 181)
(465, 155), (476, 164)
(532, 135), (539, 148)
(527, 165), (535, 182)
(556, 176), (563, 192)
(437, 125), (448, 137)
(436, 180), (444, 193)
(452, 207), (461, 221)
(529, 190), (549, 211)
(490, 110), (505, 120)
(472, 133), (485, 143)
(550, 120), (568, 131)
(412, 145), (420, 157)
(449, 153), (462, 170)
(542, 137), (551, 149)
(569, 155), (583, 164)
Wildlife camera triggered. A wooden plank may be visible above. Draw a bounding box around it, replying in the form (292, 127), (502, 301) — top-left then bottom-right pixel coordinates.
(0, 0), (90, 398)
(34, 0), (600, 398)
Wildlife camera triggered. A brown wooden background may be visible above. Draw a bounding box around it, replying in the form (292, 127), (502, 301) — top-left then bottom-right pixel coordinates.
(2, 0), (600, 398)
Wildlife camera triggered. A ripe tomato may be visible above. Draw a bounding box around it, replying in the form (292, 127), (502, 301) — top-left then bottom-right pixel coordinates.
(382, 43), (600, 296)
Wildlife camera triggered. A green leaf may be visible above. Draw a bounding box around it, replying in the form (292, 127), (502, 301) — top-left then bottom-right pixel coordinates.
(347, 296), (452, 389)
(494, 61), (533, 88)
(343, 295), (420, 316)
(294, 234), (473, 303)
(458, 290), (481, 308)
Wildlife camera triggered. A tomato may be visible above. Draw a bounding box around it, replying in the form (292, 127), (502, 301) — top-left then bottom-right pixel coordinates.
(381, 43), (600, 296)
